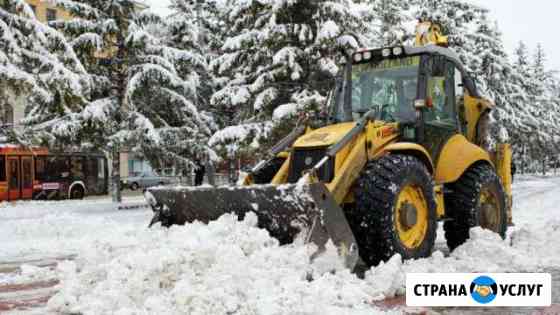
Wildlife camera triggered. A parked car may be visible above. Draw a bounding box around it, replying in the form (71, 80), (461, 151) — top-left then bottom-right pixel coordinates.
(121, 172), (173, 191)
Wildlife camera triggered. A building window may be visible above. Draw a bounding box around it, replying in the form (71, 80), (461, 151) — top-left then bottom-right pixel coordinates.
(1, 104), (13, 126)
(46, 8), (57, 21)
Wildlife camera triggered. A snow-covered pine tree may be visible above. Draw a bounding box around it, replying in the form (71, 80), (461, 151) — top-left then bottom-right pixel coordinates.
(527, 44), (560, 172)
(167, 0), (222, 110)
(125, 11), (215, 170)
(508, 41), (533, 171)
(0, 0), (90, 144)
(367, 0), (411, 46)
(507, 41), (559, 173)
(209, 0), (372, 160)
(51, 0), (212, 201)
(169, 0), (224, 54)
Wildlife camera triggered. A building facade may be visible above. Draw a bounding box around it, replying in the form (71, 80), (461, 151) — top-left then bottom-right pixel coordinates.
(2, 0), (151, 180)
(1, 0), (72, 127)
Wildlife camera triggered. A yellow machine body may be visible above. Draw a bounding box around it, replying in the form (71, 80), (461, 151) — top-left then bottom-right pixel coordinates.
(268, 116), (507, 220)
(434, 134), (492, 184)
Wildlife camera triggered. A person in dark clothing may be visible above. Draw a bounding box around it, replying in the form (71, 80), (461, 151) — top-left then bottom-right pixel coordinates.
(194, 158), (205, 186)
(511, 160), (517, 182)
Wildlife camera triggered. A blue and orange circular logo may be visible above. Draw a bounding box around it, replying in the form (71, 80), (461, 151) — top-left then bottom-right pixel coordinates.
(470, 276), (498, 304)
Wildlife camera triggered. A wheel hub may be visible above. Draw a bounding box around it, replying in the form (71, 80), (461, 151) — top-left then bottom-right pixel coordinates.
(481, 203), (494, 225)
(399, 202), (418, 229)
(480, 191), (499, 231)
(395, 183), (429, 250)
(480, 189), (499, 231)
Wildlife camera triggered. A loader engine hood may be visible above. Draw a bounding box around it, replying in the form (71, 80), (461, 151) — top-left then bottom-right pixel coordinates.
(293, 122), (357, 148)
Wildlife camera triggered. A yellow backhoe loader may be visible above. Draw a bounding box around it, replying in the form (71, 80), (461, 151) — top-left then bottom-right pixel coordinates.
(146, 21), (513, 270)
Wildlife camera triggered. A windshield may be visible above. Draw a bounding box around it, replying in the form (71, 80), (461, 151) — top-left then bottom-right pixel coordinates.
(350, 56), (420, 122)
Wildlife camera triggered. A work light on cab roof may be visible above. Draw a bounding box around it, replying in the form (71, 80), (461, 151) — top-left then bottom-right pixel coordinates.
(353, 46), (406, 63)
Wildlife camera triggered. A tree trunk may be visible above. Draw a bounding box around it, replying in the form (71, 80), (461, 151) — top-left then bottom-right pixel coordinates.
(520, 145), (524, 174)
(110, 30), (127, 203)
(206, 161), (216, 186)
(111, 148), (122, 203)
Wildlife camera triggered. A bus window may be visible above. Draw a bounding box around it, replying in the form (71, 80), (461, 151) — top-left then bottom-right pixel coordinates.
(86, 157), (97, 179)
(98, 158), (105, 179)
(38, 156), (70, 180)
(47, 156), (70, 179)
(9, 159), (18, 189)
(35, 157), (47, 181)
(0, 156), (5, 182)
(70, 156), (84, 179)
(22, 158), (32, 189)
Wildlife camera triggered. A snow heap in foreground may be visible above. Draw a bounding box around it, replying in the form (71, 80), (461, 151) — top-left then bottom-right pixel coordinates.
(43, 212), (560, 315)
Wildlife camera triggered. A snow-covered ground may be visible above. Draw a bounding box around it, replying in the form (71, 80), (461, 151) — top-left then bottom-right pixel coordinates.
(0, 175), (559, 314)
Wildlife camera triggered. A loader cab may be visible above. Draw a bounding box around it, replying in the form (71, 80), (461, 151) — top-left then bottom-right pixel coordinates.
(332, 45), (481, 159)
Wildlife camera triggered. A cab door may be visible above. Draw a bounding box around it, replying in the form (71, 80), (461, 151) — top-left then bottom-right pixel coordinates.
(21, 156), (33, 199)
(7, 156), (20, 201)
(420, 56), (459, 163)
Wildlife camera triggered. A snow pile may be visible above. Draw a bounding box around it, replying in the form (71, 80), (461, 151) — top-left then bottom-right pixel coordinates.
(45, 212), (560, 315)
(47, 213), (391, 315)
(361, 225), (560, 300)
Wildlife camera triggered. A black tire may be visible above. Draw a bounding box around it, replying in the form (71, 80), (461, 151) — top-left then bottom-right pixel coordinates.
(444, 163), (508, 251)
(348, 155), (438, 266)
(70, 186), (85, 200)
(130, 182), (140, 191)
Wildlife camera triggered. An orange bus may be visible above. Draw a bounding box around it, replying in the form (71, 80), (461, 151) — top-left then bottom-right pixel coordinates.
(0, 145), (108, 201)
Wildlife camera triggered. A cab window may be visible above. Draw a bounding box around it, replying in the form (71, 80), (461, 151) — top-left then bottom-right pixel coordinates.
(455, 67), (464, 99)
(425, 57), (457, 128)
(350, 56), (420, 122)
(454, 66), (467, 133)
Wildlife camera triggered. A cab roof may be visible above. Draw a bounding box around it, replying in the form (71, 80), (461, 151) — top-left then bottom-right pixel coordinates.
(353, 45), (480, 97)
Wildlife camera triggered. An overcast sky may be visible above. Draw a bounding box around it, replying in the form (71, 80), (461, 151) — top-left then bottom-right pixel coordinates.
(146, 0), (560, 71)
(468, 0), (560, 72)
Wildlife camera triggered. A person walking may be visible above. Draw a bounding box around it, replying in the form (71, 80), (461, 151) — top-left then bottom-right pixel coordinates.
(194, 157), (205, 186)
(511, 160), (517, 182)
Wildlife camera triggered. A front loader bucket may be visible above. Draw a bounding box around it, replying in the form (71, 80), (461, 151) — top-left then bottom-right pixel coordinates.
(145, 183), (359, 270)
